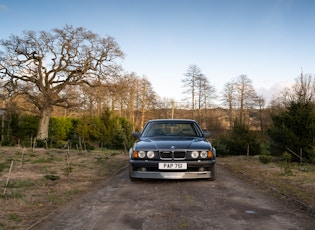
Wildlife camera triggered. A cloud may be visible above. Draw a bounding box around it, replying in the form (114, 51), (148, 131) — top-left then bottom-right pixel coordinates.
(256, 81), (294, 104)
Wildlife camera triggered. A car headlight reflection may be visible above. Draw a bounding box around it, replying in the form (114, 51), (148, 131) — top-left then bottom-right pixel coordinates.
(191, 151), (199, 159)
(147, 151), (155, 159)
(138, 151), (146, 158)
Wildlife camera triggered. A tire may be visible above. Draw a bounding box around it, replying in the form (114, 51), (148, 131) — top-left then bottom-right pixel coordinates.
(129, 165), (138, 182)
(208, 164), (216, 181)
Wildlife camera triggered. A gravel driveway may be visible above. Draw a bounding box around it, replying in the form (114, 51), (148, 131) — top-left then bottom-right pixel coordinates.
(30, 164), (315, 230)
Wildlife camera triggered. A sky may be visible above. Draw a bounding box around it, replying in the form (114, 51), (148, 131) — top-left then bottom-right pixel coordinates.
(1, 0), (315, 105)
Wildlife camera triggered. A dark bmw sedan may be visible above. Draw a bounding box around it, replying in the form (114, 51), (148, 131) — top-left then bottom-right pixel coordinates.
(129, 119), (216, 180)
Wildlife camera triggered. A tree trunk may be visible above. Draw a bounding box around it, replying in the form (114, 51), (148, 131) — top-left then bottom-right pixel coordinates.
(37, 106), (53, 140)
(140, 108), (145, 130)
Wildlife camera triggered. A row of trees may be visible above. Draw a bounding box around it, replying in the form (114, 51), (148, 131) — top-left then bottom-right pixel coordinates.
(216, 73), (315, 163)
(0, 25), (184, 139)
(0, 25), (269, 141)
(2, 109), (133, 150)
(182, 64), (216, 120)
(1, 25), (315, 162)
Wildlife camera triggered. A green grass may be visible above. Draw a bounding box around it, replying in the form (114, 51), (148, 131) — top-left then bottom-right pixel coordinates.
(6, 179), (32, 188)
(48, 194), (64, 205)
(8, 213), (21, 222)
(0, 162), (7, 172)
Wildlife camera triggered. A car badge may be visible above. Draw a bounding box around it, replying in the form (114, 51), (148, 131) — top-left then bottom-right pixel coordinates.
(171, 146), (175, 149)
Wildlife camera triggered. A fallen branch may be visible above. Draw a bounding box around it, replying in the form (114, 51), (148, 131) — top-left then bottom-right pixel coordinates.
(3, 160), (14, 195)
(21, 147), (26, 168)
(287, 147), (311, 164)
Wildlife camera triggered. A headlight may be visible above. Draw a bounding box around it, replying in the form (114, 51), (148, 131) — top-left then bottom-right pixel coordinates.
(191, 151), (199, 159)
(138, 151), (146, 158)
(147, 151), (155, 159)
(200, 151), (208, 158)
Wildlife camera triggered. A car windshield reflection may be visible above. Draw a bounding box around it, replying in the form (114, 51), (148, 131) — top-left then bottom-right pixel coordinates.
(143, 122), (200, 137)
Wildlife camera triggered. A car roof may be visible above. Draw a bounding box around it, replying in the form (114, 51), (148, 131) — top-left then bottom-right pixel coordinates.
(147, 119), (197, 123)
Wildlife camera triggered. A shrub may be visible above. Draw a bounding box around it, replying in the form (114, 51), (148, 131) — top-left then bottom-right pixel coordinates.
(268, 101), (315, 162)
(281, 151), (293, 175)
(259, 154), (272, 164)
(217, 120), (262, 156)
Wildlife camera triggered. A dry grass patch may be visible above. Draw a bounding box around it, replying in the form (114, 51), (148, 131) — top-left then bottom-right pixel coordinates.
(218, 156), (315, 215)
(0, 147), (128, 229)
(2, 151), (314, 229)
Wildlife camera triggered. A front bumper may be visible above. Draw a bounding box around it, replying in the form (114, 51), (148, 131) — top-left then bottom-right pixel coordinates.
(129, 160), (216, 179)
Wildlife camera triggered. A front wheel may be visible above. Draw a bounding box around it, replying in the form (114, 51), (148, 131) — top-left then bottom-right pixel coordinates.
(129, 165), (139, 182)
(208, 164), (216, 181)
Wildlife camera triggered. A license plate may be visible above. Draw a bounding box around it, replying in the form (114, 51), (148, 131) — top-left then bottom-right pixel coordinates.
(158, 163), (187, 170)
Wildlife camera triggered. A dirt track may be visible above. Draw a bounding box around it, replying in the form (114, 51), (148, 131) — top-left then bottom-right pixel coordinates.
(30, 164), (315, 230)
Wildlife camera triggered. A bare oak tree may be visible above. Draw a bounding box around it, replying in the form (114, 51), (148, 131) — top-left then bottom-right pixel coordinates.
(0, 25), (124, 139)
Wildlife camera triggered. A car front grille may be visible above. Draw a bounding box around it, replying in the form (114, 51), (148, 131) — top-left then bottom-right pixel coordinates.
(159, 151), (186, 160)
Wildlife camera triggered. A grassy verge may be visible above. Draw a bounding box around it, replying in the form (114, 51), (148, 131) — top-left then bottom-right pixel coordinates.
(218, 156), (315, 216)
(1, 150), (314, 229)
(0, 147), (128, 230)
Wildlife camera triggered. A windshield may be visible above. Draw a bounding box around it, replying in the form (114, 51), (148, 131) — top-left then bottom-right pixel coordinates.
(142, 121), (203, 137)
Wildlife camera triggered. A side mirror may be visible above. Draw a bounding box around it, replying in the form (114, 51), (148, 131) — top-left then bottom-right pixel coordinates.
(203, 131), (211, 138)
(132, 131), (141, 139)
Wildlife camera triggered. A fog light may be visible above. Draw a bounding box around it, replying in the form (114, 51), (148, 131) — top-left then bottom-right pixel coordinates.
(198, 167), (205, 172)
(140, 167), (147, 171)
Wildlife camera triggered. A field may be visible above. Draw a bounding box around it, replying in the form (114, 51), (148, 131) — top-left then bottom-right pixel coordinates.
(0, 147), (128, 229)
(219, 156), (315, 216)
(0, 147), (314, 229)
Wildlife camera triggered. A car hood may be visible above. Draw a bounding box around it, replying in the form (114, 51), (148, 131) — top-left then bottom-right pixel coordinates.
(134, 137), (211, 150)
